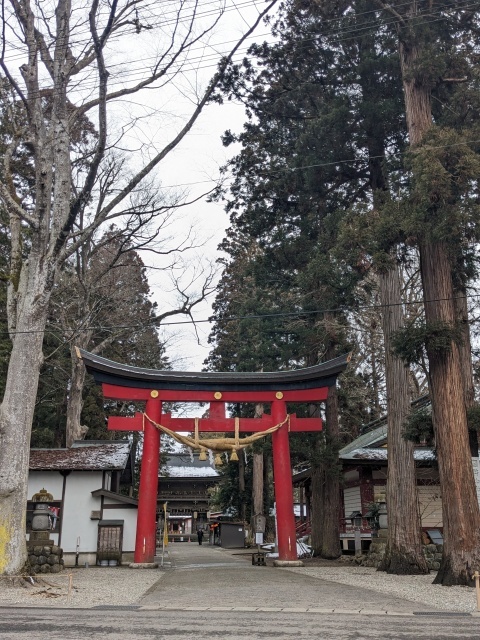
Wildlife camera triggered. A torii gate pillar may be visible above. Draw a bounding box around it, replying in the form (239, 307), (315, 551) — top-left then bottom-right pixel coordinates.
(271, 399), (297, 561)
(134, 396), (161, 564)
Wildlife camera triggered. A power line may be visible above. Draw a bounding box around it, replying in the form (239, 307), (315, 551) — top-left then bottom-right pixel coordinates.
(1, 0), (477, 99)
(3, 293), (480, 337)
(146, 136), (480, 191)
(1, 0), (266, 65)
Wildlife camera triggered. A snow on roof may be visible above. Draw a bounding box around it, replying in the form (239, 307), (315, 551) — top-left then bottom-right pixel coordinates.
(165, 453), (215, 469)
(162, 465), (219, 478)
(159, 452), (219, 478)
(339, 424), (388, 456)
(30, 441), (131, 471)
(340, 447), (435, 462)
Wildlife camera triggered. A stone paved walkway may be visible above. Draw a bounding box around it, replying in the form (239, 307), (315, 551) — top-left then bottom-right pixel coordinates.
(141, 543), (439, 614)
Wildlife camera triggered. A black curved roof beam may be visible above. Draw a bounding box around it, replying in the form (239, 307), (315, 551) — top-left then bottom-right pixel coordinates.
(77, 348), (350, 392)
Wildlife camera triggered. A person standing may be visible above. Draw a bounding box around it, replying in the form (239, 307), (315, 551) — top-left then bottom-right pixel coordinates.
(197, 528), (204, 545)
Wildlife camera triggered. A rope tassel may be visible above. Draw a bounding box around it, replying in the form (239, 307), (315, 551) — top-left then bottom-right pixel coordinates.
(229, 416), (240, 462)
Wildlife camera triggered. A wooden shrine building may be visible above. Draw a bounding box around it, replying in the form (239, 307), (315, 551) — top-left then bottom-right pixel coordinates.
(78, 348), (349, 565)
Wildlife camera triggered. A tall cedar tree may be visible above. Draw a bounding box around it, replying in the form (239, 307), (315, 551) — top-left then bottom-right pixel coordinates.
(377, 0), (480, 585)
(306, 0), (429, 574)
(212, 0), (480, 578)
(230, 0), (475, 571)
(209, 5), (383, 556)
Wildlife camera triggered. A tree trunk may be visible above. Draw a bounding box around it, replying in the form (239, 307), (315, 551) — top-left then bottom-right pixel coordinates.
(252, 404), (265, 528)
(454, 288), (478, 456)
(310, 460), (325, 556)
(65, 341), (90, 447)
(377, 266), (428, 574)
(399, 41), (432, 147)
(309, 397), (325, 556)
(369, 319), (382, 420)
(252, 453), (264, 516)
(0, 257), (51, 574)
(421, 243), (480, 585)
(321, 385), (342, 559)
(398, 26), (480, 585)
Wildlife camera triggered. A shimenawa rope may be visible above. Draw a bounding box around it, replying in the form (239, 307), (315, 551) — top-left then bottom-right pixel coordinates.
(142, 412), (290, 464)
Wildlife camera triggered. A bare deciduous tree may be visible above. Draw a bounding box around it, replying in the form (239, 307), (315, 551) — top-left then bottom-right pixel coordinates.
(54, 228), (216, 447)
(0, 0), (278, 575)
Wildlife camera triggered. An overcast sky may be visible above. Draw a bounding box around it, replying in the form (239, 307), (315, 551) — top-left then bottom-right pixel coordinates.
(141, 2), (277, 371)
(148, 101), (242, 371)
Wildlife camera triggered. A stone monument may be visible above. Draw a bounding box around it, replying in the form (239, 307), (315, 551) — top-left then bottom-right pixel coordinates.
(27, 490), (64, 574)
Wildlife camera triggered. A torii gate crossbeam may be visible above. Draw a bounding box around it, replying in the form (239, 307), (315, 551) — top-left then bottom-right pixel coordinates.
(78, 349), (349, 565)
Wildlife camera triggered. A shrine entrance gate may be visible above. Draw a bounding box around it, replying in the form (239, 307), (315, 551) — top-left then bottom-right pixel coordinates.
(78, 349), (349, 565)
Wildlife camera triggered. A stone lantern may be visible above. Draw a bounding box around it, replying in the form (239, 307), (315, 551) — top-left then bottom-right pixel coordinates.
(31, 503), (51, 532)
(27, 490), (64, 575)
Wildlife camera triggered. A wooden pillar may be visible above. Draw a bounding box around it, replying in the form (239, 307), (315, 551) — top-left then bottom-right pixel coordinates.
(134, 394), (161, 563)
(271, 399), (298, 561)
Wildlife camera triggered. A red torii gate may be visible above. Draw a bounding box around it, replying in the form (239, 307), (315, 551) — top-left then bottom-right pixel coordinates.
(78, 349), (349, 565)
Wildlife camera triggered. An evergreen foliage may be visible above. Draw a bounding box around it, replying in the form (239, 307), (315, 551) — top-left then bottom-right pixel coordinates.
(208, 0), (480, 578)
(392, 320), (462, 366)
(403, 408), (434, 446)
(466, 405), (480, 433)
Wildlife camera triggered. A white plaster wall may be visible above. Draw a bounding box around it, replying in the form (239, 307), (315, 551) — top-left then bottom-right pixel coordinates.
(63, 552), (97, 568)
(28, 470), (64, 500)
(103, 507), (137, 551)
(61, 472), (103, 553)
(27, 471), (64, 545)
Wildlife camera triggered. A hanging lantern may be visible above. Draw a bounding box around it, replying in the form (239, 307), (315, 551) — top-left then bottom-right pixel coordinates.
(199, 447), (207, 461)
(230, 449), (239, 462)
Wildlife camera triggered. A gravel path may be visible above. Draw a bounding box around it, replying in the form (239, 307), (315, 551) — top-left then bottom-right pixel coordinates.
(0, 557), (478, 612)
(286, 565), (478, 613)
(0, 567), (163, 608)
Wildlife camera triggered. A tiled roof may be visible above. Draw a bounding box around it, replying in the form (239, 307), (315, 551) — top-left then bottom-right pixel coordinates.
(339, 424), (388, 456)
(160, 453), (219, 478)
(339, 447), (435, 462)
(29, 441), (131, 471)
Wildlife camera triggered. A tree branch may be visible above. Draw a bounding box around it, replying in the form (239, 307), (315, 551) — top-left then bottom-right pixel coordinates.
(1, 0), (28, 112)
(375, 0), (407, 26)
(51, 0), (118, 259)
(92, 1), (279, 226)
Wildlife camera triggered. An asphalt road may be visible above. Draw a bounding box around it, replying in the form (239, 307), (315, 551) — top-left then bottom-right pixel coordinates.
(0, 606), (478, 639)
(1, 544), (479, 639)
